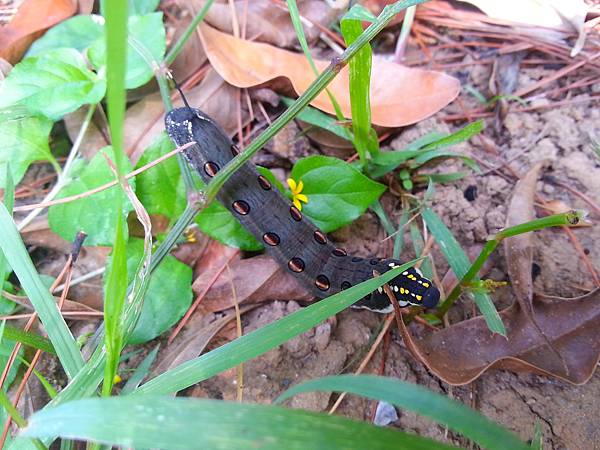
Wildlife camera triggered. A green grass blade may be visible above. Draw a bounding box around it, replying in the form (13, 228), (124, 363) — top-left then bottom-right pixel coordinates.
(121, 345), (159, 394)
(280, 97), (351, 141)
(2, 325), (56, 355)
(0, 204), (83, 378)
(135, 262), (417, 395)
(421, 120), (483, 152)
(341, 5), (379, 165)
(421, 208), (505, 335)
(286, 0), (350, 138)
(275, 375), (529, 450)
(102, 0), (129, 396)
(22, 396), (456, 450)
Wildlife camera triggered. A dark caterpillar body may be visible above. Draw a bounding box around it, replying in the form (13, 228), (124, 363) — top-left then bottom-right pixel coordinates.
(165, 107), (440, 312)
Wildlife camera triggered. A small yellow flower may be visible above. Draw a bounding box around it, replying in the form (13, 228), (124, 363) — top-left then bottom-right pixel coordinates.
(287, 178), (308, 211)
(113, 374), (122, 384)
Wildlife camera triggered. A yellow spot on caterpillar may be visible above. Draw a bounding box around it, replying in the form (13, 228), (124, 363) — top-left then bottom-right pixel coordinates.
(287, 178), (308, 210)
(422, 282), (429, 288)
(416, 295), (422, 301)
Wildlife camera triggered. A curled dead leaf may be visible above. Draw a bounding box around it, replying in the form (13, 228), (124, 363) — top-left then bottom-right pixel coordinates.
(400, 293), (600, 385)
(198, 24), (460, 128)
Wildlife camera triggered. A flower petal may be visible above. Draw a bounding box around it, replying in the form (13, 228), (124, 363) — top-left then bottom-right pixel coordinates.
(287, 178), (297, 192)
(296, 194), (308, 203)
(293, 198), (302, 210)
(297, 180), (304, 193)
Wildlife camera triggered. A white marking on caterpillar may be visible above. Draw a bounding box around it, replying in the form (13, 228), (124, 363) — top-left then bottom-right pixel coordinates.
(414, 267), (423, 277)
(377, 287), (383, 294)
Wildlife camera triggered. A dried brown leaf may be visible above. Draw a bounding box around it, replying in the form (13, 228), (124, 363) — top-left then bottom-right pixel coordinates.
(151, 308), (254, 376)
(199, 24), (460, 128)
(199, 254), (311, 314)
(201, 0), (337, 48)
(404, 293), (600, 385)
(0, 0), (76, 63)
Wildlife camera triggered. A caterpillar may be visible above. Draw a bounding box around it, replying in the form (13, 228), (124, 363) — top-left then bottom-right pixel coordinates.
(165, 105), (440, 313)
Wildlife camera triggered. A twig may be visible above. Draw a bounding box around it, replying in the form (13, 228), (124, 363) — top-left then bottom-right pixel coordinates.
(13, 142), (193, 212)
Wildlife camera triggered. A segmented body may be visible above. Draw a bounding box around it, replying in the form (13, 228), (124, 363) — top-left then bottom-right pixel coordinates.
(165, 107), (440, 312)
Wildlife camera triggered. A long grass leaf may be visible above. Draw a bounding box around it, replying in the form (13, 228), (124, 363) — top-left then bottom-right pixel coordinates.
(22, 396), (456, 450)
(276, 375), (529, 450)
(135, 262), (417, 395)
(2, 325), (56, 355)
(421, 208), (505, 335)
(0, 204), (83, 378)
(102, 0), (129, 395)
(341, 5), (379, 164)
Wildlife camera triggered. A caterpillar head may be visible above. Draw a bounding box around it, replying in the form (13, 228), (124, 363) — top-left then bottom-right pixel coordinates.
(365, 261), (440, 311)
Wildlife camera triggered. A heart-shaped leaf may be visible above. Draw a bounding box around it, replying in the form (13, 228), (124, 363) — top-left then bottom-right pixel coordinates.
(291, 156), (386, 232)
(0, 48), (106, 120)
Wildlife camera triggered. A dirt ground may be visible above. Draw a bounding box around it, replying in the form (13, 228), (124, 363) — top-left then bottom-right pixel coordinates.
(189, 64), (600, 450)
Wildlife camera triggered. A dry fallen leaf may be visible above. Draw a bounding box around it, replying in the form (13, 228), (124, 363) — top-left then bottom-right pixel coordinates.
(201, 0), (338, 48)
(405, 293), (600, 385)
(457, 0), (589, 56)
(0, 0), (76, 63)
(199, 254), (311, 315)
(198, 24), (460, 128)
(151, 307), (255, 376)
(64, 69), (245, 164)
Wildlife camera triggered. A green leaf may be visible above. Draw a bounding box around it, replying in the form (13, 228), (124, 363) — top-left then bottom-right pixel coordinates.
(196, 201), (263, 251)
(88, 13), (166, 89)
(281, 97), (351, 142)
(0, 339), (23, 388)
(115, 238), (192, 344)
(128, 0), (160, 15)
(27, 15), (104, 56)
(0, 164), (15, 314)
(0, 204), (84, 378)
(341, 4), (379, 164)
(0, 48), (106, 120)
(291, 156), (386, 233)
(48, 147), (134, 246)
(0, 116), (55, 186)
(135, 132), (186, 220)
(420, 120), (484, 153)
(368, 132), (445, 178)
(121, 345), (159, 394)
(22, 396), (455, 450)
(409, 150), (480, 172)
(421, 208), (505, 335)
(276, 375), (529, 450)
(135, 262), (415, 396)
(2, 325), (56, 355)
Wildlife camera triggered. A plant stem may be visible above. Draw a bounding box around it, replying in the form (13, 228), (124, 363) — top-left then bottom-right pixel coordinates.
(437, 210), (585, 316)
(17, 104), (96, 231)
